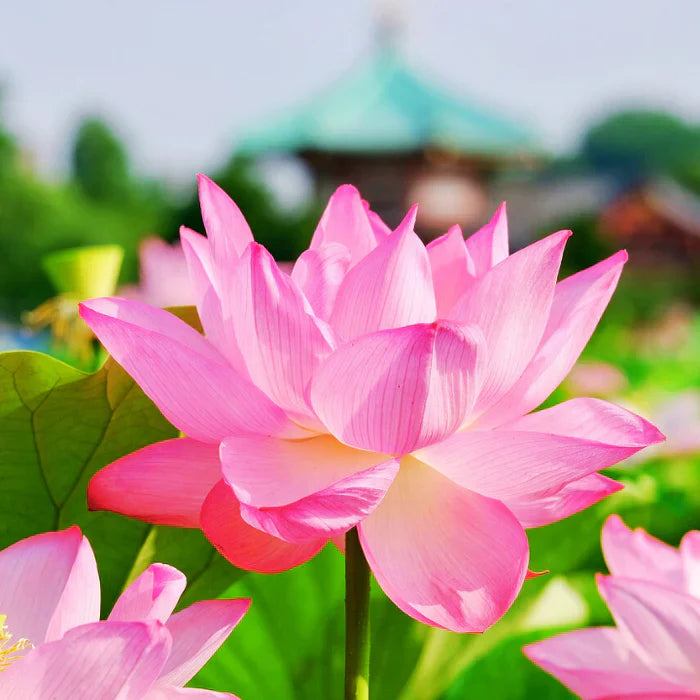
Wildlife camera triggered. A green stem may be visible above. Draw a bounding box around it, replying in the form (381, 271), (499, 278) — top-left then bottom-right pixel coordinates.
(345, 527), (371, 700)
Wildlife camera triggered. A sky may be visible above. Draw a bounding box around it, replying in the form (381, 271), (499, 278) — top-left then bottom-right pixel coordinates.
(1, 0), (699, 181)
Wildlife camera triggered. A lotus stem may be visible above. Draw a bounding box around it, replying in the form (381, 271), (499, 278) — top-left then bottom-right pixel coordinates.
(345, 526), (371, 700)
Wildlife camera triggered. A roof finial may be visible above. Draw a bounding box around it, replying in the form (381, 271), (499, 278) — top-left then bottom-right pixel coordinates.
(373, 0), (407, 52)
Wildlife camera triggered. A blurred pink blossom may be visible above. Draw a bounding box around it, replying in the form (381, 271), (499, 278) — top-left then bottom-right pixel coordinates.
(0, 527), (249, 698)
(647, 391), (700, 457)
(525, 515), (700, 698)
(121, 237), (296, 308)
(618, 390), (700, 467)
(564, 361), (628, 398)
(80, 176), (663, 633)
(120, 237), (195, 308)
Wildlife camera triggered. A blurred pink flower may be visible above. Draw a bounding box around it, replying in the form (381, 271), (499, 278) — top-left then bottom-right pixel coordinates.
(120, 237), (196, 308)
(121, 237), (296, 308)
(525, 515), (700, 698)
(80, 176), (663, 633)
(645, 391), (700, 458)
(564, 361), (628, 398)
(0, 527), (249, 698)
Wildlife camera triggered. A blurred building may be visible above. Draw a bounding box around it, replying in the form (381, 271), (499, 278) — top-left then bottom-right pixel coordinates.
(600, 178), (700, 267)
(236, 47), (541, 236)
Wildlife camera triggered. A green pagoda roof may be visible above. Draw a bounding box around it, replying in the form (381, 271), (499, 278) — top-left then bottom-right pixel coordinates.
(236, 48), (539, 157)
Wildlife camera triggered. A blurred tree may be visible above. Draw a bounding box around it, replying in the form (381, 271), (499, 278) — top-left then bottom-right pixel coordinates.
(0, 91), (18, 176)
(0, 114), (170, 319)
(555, 212), (613, 276)
(0, 125), (16, 175)
(71, 117), (131, 203)
(581, 110), (700, 192)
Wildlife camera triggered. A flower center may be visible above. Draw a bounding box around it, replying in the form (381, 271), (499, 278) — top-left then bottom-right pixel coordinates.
(0, 615), (32, 673)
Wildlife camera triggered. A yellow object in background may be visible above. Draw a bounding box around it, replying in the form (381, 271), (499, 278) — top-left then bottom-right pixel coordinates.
(41, 244), (124, 300)
(24, 245), (124, 366)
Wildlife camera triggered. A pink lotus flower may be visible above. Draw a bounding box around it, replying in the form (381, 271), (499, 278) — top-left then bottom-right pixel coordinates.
(80, 176), (663, 633)
(525, 515), (700, 698)
(0, 527), (249, 698)
(120, 237), (196, 308)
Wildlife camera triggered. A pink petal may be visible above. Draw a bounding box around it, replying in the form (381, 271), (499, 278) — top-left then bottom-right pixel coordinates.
(363, 199), (392, 239)
(45, 536), (101, 644)
(220, 434), (389, 507)
(359, 457), (529, 632)
(509, 397), (665, 443)
(681, 531), (700, 598)
(310, 185), (381, 265)
(110, 564), (186, 624)
(147, 687), (238, 699)
(229, 243), (336, 424)
(416, 398), (660, 505)
(237, 459), (399, 543)
(329, 210), (437, 340)
(463, 202), (509, 277)
(79, 298), (300, 442)
(88, 438), (221, 528)
(291, 243), (351, 321)
(426, 224), (469, 318)
(524, 626), (690, 698)
(2, 620), (171, 699)
(83, 296), (221, 361)
(179, 226), (216, 297)
(179, 226), (247, 372)
(197, 174), (253, 264)
(0, 528), (100, 645)
(602, 515), (685, 591)
(613, 694), (700, 699)
(200, 480), (326, 573)
(508, 473), (623, 529)
(598, 576), (700, 689)
(450, 229), (570, 413)
(220, 430), (400, 543)
(179, 226), (247, 367)
(157, 598), (250, 688)
(310, 321), (484, 454)
(478, 250), (628, 428)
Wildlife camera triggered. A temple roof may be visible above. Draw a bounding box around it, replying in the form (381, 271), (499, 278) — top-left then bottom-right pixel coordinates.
(236, 48), (540, 157)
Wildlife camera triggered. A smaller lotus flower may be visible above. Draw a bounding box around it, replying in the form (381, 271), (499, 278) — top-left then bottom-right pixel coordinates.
(524, 515), (700, 698)
(120, 237), (196, 308)
(0, 527), (249, 699)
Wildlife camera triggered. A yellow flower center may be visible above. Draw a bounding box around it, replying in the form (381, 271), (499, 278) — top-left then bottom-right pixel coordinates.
(0, 615), (32, 673)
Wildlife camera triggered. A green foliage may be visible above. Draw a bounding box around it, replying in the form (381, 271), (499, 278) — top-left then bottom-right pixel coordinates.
(442, 631), (576, 700)
(71, 117), (131, 204)
(194, 546), (345, 699)
(0, 114), (175, 320)
(555, 213), (699, 323)
(581, 109), (700, 192)
(193, 550), (436, 700)
(0, 115), (318, 320)
(0, 347), (239, 614)
(0, 127), (17, 176)
(557, 212), (614, 275)
(0, 173), (163, 318)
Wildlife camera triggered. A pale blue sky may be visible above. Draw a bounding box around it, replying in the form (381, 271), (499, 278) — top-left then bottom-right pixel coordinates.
(2, 0), (698, 180)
